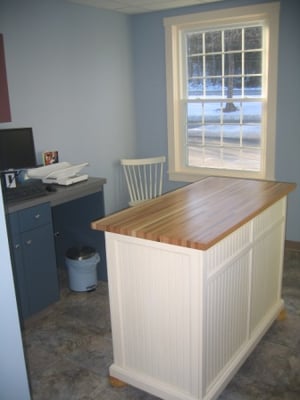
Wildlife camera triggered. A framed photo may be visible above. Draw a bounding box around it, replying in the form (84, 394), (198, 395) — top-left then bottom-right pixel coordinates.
(42, 151), (59, 165)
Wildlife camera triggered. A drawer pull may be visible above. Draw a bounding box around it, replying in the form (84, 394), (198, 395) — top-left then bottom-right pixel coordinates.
(35, 214), (41, 219)
(26, 240), (32, 245)
(15, 243), (21, 249)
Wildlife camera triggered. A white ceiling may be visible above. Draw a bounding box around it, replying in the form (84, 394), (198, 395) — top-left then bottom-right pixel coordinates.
(67, 0), (223, 14)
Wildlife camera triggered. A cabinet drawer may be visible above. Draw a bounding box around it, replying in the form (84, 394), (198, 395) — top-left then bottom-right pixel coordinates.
(19, 203), (51, 232)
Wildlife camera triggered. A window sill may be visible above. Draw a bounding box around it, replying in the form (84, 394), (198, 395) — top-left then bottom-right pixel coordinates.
(168, 168), (269, 183)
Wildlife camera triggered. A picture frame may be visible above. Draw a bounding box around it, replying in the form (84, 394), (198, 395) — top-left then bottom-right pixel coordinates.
(42, 151), (59, 165)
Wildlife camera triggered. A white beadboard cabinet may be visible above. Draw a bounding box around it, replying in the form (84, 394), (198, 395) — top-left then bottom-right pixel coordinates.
(92, 177), (295, 400)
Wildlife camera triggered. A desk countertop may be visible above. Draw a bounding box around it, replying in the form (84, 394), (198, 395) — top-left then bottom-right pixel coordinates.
(92, 177), (296, 250)
(5, 177), (106, 213)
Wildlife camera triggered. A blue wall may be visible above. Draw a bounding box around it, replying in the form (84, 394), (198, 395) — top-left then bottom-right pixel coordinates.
(132, 0), (300, 242)
(0, 0), (137, 213)
(275, 0), (300, 241)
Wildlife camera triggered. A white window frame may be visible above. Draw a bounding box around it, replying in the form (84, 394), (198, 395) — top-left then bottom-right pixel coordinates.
(164, 3), (279, 182)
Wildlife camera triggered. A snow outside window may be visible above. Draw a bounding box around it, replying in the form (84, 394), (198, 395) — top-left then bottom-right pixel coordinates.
(164, 3), (279, 182)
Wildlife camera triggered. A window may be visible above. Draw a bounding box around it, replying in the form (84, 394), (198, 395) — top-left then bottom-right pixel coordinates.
(164, 3), (279, 182)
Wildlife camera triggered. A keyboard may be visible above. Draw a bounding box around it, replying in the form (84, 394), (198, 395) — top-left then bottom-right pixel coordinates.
(4, 180), (48, 203)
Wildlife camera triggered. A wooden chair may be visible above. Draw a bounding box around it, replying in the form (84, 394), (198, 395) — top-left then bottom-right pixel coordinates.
(121, 156), (166, 206)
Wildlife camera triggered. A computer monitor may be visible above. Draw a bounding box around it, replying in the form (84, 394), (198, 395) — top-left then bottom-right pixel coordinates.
(0, 127), (37, 171)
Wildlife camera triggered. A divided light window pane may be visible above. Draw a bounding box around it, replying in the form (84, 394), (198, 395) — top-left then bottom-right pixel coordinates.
(185, 26), (263, 172)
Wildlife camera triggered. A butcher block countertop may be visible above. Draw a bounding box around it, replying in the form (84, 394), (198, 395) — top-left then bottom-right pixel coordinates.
(91, 177), (296, 250)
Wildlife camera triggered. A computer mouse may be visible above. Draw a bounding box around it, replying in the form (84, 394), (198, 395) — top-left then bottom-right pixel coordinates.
(45, 185), (57, 192)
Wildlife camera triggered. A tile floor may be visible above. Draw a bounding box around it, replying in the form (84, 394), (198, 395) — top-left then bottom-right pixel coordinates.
(22, 250), (300, 400)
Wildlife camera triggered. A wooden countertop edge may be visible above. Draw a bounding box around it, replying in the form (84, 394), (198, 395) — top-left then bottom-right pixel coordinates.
(91, 179), (296, 250)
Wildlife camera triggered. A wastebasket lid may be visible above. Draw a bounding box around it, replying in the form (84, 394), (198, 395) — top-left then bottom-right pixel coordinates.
(66, 246), (96, 260)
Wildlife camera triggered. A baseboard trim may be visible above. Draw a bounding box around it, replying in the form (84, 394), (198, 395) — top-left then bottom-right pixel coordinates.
(285, 240), (300, 252)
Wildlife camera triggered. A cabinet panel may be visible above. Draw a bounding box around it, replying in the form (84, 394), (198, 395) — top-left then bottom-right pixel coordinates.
(7, 203), (59, 320)
(22, 224), (59, 315)
(9, 228), (30, 319)
(205, 252), (250, 389)
(250, 222), (285, 333)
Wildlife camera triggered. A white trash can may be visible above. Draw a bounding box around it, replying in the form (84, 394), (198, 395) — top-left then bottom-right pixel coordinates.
(65, 246), (100, 292)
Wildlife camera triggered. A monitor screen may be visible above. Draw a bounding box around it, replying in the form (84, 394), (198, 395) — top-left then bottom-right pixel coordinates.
(0, 127), (37, 171)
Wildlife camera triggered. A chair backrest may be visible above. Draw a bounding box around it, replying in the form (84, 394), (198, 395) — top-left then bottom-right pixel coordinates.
(121, 156), (166, 206)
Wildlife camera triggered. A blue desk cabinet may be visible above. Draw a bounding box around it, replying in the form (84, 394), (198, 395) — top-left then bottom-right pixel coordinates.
(7, 203), (59, 320)
(5, 177), (107, 319)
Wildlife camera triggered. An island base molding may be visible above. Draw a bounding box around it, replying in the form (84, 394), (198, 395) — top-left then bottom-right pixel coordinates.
(104, 197), (288, 400)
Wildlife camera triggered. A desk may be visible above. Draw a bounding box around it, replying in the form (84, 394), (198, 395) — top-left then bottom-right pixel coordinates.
(6, 177), (106, 320)
(6, 177), (106, 212)
(92, 177), (295, 400)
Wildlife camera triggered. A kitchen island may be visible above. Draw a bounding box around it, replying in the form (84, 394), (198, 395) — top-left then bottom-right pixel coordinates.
(92, 177), (295, 400)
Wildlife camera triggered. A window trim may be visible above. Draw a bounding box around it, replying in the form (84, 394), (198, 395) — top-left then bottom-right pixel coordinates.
(164, 3), (280, 182)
